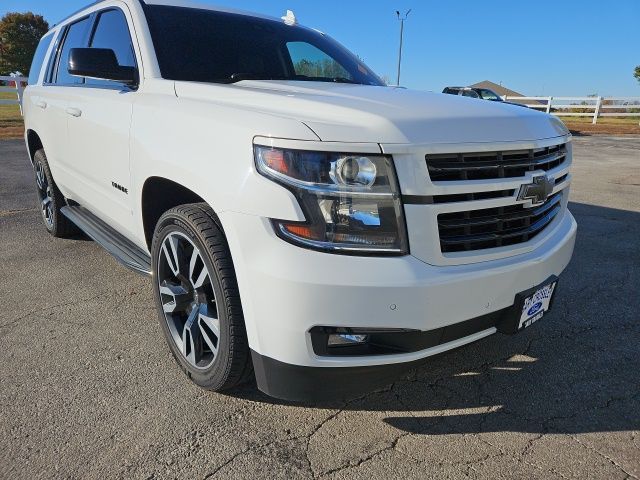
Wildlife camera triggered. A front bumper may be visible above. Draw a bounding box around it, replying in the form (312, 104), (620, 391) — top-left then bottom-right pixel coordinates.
(220, 209), (577, 401)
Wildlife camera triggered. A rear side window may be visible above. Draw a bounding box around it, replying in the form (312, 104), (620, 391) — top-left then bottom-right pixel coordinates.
(28, 33), (54, 85)
(55, 17), (91, 85)
(86, 9), (137, 87)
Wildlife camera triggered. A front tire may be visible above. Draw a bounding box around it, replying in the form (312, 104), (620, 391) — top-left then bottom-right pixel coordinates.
(32, 149), (79, 237)
(151, 203), (252, 391)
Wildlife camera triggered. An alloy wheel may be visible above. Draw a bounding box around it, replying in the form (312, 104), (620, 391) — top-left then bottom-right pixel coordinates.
(157, 232), (220, 369)
(35, 160), (54, 229)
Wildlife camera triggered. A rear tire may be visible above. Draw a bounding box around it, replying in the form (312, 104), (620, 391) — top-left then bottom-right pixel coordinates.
(32, 149), (79, 237)
(151, 203), (252, 391)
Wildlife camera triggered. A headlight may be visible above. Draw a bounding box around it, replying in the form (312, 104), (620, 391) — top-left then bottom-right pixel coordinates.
(255, 146), (408, 255)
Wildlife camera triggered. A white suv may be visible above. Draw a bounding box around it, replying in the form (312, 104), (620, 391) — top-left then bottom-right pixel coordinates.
(23, 0), (577, 402)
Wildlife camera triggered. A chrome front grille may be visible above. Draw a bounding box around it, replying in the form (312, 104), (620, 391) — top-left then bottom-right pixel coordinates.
(437, 192), (563, 253)
(432, 189), (515, 204)
(426, 144), (568, 181)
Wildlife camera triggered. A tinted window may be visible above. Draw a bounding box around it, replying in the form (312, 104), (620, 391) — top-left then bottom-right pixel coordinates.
(87, 9), (136, 87)
(28, 33), (54, 85)
(287, 42), (351, 81)
(56, 17), (91, 85)
(144, 5), (383, 86)
(461, 90), (479, 98)
(478, 89), (501, 101)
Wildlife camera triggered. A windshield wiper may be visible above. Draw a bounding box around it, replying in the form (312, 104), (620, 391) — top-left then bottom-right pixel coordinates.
(228, 73), (287, 83)
(226, 73), (364, 85)
(329, 77), (360, 84)
(296, 75), (362, 84)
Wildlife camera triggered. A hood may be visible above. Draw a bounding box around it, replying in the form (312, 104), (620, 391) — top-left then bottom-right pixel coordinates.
(174, 80), (568, 144)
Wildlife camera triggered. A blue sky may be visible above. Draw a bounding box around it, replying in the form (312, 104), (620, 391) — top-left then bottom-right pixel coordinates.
(3, 0), (639, 96)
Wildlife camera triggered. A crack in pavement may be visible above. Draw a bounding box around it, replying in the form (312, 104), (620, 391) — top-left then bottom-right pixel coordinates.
(305, 384), (399, 478)
(304, 408), (345, 477)
(202, 393), (370, 479)
(317, 430), (412, 478)
(311, 385), (461, 477)
(0, 207), (38, 217)
(571, 435), (638, 479)
(201, 434), (308, 479)
(0, 292), (113, 332)
(476, 433), (571, 480)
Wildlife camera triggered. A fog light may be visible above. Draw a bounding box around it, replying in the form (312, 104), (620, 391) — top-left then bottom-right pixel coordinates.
(327, 334), (369, 346)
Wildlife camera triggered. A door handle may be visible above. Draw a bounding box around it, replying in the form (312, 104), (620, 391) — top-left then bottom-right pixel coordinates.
(66, 107), (82, 117)
(35, 100), (47, 109)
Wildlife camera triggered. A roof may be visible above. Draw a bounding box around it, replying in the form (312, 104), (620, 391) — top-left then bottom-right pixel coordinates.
(56, 0), (284, 28)
(469, 80), (525, 98)
(143, 0), (281, 23)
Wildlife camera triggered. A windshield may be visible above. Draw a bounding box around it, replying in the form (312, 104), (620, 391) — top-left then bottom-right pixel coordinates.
(478, 89), (502, 101)
(144, 5), (385, 86)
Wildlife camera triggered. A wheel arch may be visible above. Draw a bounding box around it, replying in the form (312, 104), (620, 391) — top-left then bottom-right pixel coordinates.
(26, 129), (44, 165)
(140, 176), (211, 249)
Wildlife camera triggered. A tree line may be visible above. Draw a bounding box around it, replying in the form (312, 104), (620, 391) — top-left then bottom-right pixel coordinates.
(0, 12), (49, 76)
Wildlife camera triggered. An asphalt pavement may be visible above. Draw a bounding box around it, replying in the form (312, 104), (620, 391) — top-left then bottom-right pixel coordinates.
(1, 136), (639, 479)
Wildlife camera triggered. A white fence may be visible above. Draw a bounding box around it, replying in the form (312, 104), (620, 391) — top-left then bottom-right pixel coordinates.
(502, 95), (640, 124)
(0, 76), (28, 115)
(1, 77), (639, 125)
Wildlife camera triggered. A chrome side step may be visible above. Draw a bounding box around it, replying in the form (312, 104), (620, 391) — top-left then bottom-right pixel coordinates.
(61, 206), (152, 276)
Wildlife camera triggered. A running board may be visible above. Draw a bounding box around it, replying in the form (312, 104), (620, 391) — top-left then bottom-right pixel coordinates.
(61, 206), (152, 276)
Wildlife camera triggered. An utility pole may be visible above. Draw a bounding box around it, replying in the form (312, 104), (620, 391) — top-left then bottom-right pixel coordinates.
(396, 9), (411, 86)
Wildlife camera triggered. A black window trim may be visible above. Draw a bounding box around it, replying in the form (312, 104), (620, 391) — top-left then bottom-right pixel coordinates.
(83, 7), (140, 91)
(44, 7), (139, 91)
(43, 29), (64, 85)
(46, 14), (94, 86)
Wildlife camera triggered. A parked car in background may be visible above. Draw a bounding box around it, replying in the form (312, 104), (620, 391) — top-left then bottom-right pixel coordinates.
(443, 86), (529, 107)
(24, 0), (575, 402)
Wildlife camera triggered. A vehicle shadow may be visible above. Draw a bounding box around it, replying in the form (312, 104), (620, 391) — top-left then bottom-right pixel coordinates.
(230, 201), (640, 435)
(58, 230), (94, 242)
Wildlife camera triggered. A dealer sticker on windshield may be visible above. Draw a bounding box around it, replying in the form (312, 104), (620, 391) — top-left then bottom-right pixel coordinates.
(518, 282), (557, 330)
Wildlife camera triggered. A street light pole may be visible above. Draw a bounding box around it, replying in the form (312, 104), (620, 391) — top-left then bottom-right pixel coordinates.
(396, 9), (411, 86)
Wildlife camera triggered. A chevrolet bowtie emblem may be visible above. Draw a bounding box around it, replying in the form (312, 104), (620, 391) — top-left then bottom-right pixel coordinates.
(518, 175), (554, 207)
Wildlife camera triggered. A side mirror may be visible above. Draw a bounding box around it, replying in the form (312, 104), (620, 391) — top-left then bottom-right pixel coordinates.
(68, 48), (137, 86)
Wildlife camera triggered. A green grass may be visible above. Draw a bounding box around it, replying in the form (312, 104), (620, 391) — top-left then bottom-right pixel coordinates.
(0, 91), (19, 101)
(0, 91), (23, 127)
(0, 104), (22, 126)
(561, 116), (640, 125)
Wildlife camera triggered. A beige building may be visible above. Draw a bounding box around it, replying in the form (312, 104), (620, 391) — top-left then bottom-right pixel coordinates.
(468, 80), (541, 106)
(469, 80), (525, 98)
